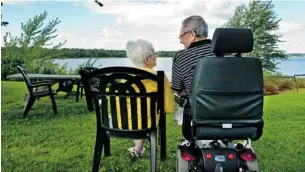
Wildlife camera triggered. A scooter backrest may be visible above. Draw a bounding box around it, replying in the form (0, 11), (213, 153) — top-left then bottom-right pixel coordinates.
(189, 28), (264, 136)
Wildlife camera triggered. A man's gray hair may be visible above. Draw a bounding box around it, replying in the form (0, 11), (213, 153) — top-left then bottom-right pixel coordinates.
(182, 15), (208, 38)
(126, 39), (155, 67)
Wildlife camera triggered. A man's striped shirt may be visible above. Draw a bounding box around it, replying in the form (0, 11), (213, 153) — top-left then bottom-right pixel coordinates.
(171, 39), (214, 95)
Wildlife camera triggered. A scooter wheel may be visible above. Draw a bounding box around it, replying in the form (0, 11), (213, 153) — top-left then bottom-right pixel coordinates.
(176, 149), (189, 172)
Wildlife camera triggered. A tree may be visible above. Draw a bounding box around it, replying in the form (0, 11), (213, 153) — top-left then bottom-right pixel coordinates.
(223, 0), (288, 72)
(2, 11), (68, 79)
(1, 2), (9, 26)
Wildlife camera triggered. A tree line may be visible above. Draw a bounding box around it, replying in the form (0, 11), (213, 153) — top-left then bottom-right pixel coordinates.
(289, 53), (305, 57)
(1, 47), (177, 58)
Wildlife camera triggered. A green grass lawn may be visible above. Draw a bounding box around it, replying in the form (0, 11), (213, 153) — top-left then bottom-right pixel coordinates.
(1, 81), (305, 172)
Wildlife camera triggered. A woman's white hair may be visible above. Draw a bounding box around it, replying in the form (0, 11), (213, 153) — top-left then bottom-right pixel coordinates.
(126, 39), (155, 67)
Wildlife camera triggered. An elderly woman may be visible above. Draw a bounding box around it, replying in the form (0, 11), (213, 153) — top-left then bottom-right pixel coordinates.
(125, 39), (174, 157)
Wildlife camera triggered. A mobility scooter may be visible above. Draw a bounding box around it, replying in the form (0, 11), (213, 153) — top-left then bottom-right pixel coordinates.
(175, 28), (264, 172)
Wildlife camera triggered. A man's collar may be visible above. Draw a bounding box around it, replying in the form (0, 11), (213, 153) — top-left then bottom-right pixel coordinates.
(187, 39), (211, 49)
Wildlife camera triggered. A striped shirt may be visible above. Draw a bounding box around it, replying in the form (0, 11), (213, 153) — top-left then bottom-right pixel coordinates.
(171, 39), (214, 95)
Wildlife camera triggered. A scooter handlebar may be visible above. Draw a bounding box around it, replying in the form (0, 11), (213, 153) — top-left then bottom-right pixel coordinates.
(174, 93), (187, 107)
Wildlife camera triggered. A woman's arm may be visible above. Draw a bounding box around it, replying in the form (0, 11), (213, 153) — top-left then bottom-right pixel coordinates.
(163, 75), (174, 114)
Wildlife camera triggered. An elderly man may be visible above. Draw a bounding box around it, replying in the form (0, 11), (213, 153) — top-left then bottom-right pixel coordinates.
(172, 15), (214, 96)
(172, 16), (214, 141)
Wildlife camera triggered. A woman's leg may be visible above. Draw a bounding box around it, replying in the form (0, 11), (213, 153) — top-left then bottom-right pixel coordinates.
(134, 139), (145, 153)
(128, 139), (145, 157)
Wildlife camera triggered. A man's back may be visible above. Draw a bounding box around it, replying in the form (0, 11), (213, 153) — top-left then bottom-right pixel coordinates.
(172, 39), (214, 95)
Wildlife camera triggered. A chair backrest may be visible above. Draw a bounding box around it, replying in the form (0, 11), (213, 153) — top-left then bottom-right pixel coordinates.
(79, 67), (100, 111)
(80, 67), (165, 132)
(82, 67), (100, 90)
(17, 66), (33, 93)
(189, 28), (264, 140)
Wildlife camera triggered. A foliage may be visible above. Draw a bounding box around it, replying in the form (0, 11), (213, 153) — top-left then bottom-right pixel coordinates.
(289, 53), (305, 57)
(72, 57), (103, 74)
(156, 50), (177, 57)
(1, 81), (305, 172)
(296, 79), (305, 88)
(1, 11), (68, 80)
(223, 0), (288, 71)
(57, 48), (177, 58)
(1, 47), (178, 58)
(263, 70), (283, 77)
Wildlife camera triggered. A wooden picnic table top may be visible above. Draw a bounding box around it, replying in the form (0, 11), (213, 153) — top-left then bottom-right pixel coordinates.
(7, 73), (81, 81)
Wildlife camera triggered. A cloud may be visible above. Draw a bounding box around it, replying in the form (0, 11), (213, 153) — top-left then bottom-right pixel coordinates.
(116, 18), (122, 25)
(277, 21), (305, 53)
(80, 0), (247, 51)
(81, 0), (305, 53)
(100, 28), (124, 38)
(1, 0), (84, 3)
(85, 0), (244, 27)
(1, 0), (37, 4)
(57, 31), (73, 40)
(1, 0), (247, 50)
(4, 0), (303, 53)
(279, 21), (304, 34)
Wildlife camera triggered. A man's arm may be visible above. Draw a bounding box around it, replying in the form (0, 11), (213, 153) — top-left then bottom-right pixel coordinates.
(171, 52), (184, 93)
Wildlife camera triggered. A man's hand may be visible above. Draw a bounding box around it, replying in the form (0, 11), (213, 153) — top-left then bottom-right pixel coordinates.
(177, 90), (187, 97)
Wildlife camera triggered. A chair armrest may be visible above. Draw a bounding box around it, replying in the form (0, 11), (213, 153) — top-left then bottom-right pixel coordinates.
(31, 82), (52, 88)
(32, 80), (53, 85)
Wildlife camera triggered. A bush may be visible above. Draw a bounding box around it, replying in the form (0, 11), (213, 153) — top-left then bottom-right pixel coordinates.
(264, 82), (279, 95)
(1, 58), (72, 80)
(1, 57), (24, 80)
(296, 78), (305, 88)
(279, 81), (293, 91)
(263, 70), (304, 94)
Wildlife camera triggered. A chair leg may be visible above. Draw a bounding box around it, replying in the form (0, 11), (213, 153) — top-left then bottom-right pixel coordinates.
(92, 134), (104, 172)
(76, 81), (80, 102)
(50, 94), (57, 114)
(23, 96), (36, 117)
(150, 131), (157, 172)
(158, 128), (161, 146)
(80, 87), (84, 99)
(160, 114), (166, 160)
(24, 92), (30, 110)
(104, 135), (111, 157)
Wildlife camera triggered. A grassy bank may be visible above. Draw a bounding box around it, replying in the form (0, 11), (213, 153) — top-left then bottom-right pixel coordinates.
(1, 81), (305, 172)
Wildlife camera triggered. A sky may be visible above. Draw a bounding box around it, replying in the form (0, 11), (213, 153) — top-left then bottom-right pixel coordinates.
(1, 0), (305, 53)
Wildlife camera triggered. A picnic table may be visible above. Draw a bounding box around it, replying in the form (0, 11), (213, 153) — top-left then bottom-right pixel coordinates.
(7, 73), (83, 101)
(7, 73), (81, 80)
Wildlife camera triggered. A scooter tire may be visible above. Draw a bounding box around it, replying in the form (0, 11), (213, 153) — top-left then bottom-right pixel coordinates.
(176, 149), (189, 172)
